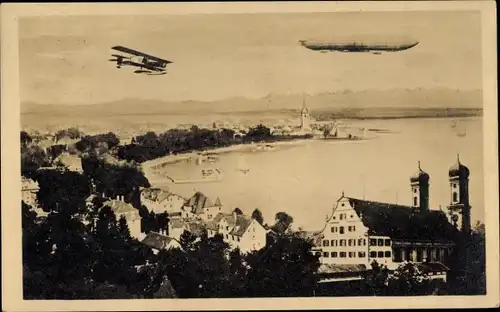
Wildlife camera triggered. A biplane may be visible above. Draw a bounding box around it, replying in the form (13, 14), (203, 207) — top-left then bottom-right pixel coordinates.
(109, 46), (172, 75)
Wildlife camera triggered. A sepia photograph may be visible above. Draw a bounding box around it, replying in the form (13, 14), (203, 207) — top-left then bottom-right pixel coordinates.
(2, 2), (499, 311)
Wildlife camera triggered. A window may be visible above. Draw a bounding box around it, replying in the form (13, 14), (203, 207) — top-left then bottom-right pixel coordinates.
(413, 197), (418, 206)
(358, 252), (366, 258)
(226, 226), (229, 230)
(349, 252), (355, 258)
(331, 252), (338, 258)
(323, 240), (329, 247)
(358, 238), (363, 246)
(385, 239), (391, 246)
(348, 239), (353, 246)
(340, 239), (346, 246)
(370, 239), (377, 246)
(340, 214), (344, 220)
(377, 251), (384, 258)
(377, 239), (384, 246)
(331, 226), (337, 233)
(370, 251), (376, 258)
(341, 203), (345, 207)
(363, 239), (367, 246)
(226, 234), (228, 239)
(231, 235), (235, 241)
(413, 188), (417, 193)
(323, 252), (329, 258)
(333, 216), (336, 220)
(453, 183), (457, 188)
(453, 192), (458, 203)
(350, 215), (354, 219)
(237, 237), (240, 242)
(340, 252), (346, 258)
(339, 226), (344, 234)
(331, 240), (337, 246)
(385, 251), (391, 258)
(315, 252), (321, 256)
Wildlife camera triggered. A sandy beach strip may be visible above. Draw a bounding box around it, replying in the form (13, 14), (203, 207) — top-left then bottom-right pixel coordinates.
(141, 138), (311, 172)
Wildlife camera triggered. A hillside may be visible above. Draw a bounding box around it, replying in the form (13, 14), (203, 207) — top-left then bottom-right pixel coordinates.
(22, 88), (482, 117)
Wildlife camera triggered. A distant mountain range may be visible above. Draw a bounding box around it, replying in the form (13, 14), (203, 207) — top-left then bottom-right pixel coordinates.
(22, 88), (482, 118)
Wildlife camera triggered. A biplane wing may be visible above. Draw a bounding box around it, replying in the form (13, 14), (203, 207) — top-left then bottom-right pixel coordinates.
(111, 46), (173, 64)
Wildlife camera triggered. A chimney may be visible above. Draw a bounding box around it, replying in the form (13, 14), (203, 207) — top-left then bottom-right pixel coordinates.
(233, 211), (237, 223)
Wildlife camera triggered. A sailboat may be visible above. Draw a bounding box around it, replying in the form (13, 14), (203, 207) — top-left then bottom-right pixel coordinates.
(237, 154), (250, 174)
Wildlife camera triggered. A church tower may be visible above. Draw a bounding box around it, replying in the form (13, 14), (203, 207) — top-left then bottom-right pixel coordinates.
(410, 161), (430, 212)
(447, 154), (471, 234)
(300, 99), (311, 132)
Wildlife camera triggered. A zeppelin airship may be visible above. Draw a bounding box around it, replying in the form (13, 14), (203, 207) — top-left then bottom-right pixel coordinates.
(299, 35), (419, 54)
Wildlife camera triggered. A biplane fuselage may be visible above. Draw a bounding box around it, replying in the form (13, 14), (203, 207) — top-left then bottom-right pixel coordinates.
(109, 45), (172, 75)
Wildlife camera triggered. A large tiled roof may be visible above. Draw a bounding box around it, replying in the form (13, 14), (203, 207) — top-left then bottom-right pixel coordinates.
(141, 232), (179, 250)
(184, 221), (207, 237)
(346, 197), (458, 242)
(207, 213), (254, 237)
(184, 192), (215, 214)
(103, 199), (137, 214)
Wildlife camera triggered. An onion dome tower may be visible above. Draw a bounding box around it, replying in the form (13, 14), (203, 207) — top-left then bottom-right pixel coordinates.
(447, 154), (471, 234)
(410, 161), (430, 212)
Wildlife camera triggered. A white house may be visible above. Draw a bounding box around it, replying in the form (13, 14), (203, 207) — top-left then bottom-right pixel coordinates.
(140, 231), (183, 254)
(182, 191), (223, 221)
(141, 188), (185, 216)
(313, 193), (457, 271)
(103, 199), (142, 239)
(206, 212), (267, 253)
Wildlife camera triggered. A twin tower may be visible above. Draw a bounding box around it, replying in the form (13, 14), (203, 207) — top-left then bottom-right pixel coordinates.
(410, 155), (471, 234)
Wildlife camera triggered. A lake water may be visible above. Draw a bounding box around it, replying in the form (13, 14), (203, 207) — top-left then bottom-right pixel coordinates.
(158, 117), (484, 230)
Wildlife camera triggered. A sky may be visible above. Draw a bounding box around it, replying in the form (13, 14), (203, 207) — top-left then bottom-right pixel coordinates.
(19, 11), (482, 105)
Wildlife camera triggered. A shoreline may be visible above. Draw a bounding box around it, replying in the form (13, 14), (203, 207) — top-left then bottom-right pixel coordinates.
(141, 138), (311, 173)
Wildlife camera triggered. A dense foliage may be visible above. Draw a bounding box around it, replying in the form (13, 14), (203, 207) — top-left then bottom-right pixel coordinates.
(115, 125), (311, 163)
(81, 155), (150, 206)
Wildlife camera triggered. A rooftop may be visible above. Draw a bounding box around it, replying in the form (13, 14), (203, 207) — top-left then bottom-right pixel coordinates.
(141, 232), (180, 250)
(207, 213), (254, 237)
(346, 197), (458, 242)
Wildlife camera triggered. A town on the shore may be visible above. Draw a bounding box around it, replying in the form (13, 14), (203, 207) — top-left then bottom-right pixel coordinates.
(21, 107), (485, 299)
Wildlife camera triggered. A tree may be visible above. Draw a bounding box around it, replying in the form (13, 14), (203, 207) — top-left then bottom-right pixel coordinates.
(364, 261), (390, 296)
(233, 207), (243, 215)
(386, 262), (434, 296)
(251, 208), (264, 225)
(34, 169), (91, 215)
(21, 131), (33, 147)
(272, 212), (294, 234)
(55, 127), (82, 141)
(179, 230), (197, 253)
(21, 145), (50, 177)
(118, 216), (131, 242)
(245, 232), (320, 297)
